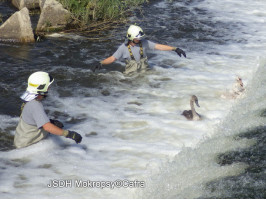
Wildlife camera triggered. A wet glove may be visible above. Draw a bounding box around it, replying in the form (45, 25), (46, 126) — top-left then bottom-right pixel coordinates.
(93, 62), (102, 72)
(173, 47), (186, 58)
(50, 119), (64, 128)
(62, 130), (82, 144)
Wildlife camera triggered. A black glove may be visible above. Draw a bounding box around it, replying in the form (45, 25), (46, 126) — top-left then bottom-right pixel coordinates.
(66, 130), (82, 144)
(93, 62), (102, 72)
(50, 119), (64, 128)
(174, 48), (186, 58)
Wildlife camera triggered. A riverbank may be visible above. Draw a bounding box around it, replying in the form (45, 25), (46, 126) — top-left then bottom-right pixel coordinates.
(0, 0), (149, 42)
(59, 0), (148, 28)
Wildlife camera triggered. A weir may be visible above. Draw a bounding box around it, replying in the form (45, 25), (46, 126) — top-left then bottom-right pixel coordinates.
(139, 58), (266, 198)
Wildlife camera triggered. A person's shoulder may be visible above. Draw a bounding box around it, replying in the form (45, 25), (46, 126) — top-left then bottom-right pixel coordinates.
(26, 99), (43, 108)
(142, 39), (152, 45)
(115, 42), (128, 52)
(28, 99), (41, 104)
(143, 39), (156, 44)
(142, 39), (156, 49)
(118, 42), (128, 48)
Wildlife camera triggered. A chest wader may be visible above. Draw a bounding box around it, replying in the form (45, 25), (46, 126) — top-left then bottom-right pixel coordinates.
(14, 102), (49, 148)
(124, 42), (149, 75)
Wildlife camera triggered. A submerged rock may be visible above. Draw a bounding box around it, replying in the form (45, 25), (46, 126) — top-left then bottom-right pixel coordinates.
(0, 7), (35, 42)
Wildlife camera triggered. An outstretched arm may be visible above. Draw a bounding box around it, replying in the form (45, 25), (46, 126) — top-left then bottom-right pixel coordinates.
(43, 122), (82, 144)
(155, 44), (175, 51)
(101, 56), (117, 65)
(43, 122), (65, 136)
(93, 56), (117, 72)
(155, 44), (186, 57)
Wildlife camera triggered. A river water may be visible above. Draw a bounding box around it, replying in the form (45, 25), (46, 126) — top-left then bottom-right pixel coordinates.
(0, 0), (265, 198)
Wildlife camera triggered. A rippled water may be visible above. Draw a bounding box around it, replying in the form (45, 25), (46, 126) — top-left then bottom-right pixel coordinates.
(0, 0), (265, 198)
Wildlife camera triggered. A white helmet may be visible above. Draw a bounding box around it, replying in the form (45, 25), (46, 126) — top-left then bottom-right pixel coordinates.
(127, 25), (145, 41)
(26, 71), (54, 95)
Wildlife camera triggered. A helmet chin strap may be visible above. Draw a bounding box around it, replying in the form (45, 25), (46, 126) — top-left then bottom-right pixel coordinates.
(37, 92), (48, 100)
(131, 39), (141, 45)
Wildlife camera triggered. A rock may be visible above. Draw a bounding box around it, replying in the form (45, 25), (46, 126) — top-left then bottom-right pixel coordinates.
(0, 7), (35, 42)
(36, 0), (71, 33)
(85, 132), (98, 137)
(39, 0), (46, 11)
(12, 0), (40, 10)
(101, 89), (111, 96)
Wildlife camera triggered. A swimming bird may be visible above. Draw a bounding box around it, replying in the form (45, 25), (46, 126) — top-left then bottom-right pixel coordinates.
(232, 76), (245, 96)
(221, 76), (245, 99)
(182, 95), (201, 121)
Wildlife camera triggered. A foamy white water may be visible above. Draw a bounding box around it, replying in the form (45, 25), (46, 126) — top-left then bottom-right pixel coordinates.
(0, 0), (266, 198)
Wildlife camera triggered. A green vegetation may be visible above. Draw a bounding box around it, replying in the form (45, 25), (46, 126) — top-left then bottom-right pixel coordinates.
(59, 0), (148, 27)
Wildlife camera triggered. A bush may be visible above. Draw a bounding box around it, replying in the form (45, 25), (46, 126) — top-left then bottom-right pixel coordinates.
(59, 0), (148, 26)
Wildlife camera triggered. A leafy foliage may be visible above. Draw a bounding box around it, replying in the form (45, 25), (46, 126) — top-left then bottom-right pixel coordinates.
(59, 0), (148, 26)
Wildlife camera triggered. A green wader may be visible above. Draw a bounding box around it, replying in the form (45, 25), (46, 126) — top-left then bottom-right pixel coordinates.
(14, 103), (49, 148)
(124, 42), (149, 75)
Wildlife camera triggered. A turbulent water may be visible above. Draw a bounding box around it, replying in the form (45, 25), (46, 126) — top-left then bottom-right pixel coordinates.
(0, 0), (265, 198)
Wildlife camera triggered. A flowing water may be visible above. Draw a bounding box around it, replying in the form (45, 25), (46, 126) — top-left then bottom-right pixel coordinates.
(0, 0), (265, 198)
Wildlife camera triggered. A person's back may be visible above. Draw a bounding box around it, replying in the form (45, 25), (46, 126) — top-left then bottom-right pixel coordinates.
(15, 99), (49, 148)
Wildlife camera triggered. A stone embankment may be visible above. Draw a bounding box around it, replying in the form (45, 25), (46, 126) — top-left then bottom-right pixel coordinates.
(0, 0), (71, 42)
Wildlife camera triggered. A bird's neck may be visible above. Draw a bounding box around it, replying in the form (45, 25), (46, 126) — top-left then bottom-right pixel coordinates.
(190, 100), (198, 117)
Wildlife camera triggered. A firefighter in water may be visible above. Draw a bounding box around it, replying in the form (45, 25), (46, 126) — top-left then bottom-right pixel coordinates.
(14, 71), (82, 148)
(96, 24), (186, 74)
